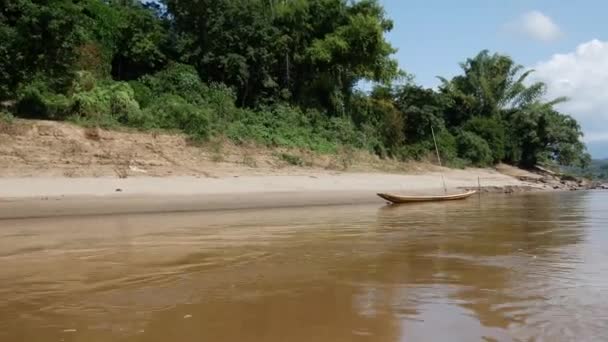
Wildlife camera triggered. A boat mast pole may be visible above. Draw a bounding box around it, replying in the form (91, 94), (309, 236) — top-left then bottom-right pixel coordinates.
(431, 125), (448, 194)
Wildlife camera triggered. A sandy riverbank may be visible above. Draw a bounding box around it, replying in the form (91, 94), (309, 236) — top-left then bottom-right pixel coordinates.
(0, 119), (552, 219)
(0, 169), (542, 219)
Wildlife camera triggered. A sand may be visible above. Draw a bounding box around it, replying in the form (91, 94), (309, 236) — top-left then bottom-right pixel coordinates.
(0, 119), (545, 219)
(0, 169), (540, 219)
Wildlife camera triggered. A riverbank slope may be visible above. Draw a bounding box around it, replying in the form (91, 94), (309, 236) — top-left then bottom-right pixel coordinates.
(0, 119), (556, 219)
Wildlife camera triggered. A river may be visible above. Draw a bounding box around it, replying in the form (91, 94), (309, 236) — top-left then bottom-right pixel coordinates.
(1, 191), (607, 341)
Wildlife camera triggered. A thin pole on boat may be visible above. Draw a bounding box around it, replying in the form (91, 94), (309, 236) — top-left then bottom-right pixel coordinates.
(431, 125), (448, 194)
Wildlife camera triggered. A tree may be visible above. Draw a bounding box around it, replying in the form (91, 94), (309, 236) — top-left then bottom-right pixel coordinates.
(393, 84), (447, 144)
(438, 50), (587, 168)
(0, 0), (88, 96)
(463, 116), (506, 163)
(438, 50), (557, 126)
(110, 1), (170, 80)
(505, 104), (590, 167)
(164, 0), (398, 110)
(163, 0), (281, 106)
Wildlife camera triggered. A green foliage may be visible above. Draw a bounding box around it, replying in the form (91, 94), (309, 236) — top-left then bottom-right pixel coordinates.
(140, 64), (206, 104)
(463, 116), (506, 162)
(0, 0), (590, 169)
(128, 81), (154, 108)
(1, 0), (87, 95)
(110, 1), (169, 80)
(562, 159), (608, 180)
(0, 110), (14, 124)
(71, 71), (97, 93)
(71, 81), (141, 125)
(394, 142), (430, 161)
(16, 83), (71, 120)
(439, 50), (587, 168)
(456, 131), (493, 166)
(137, 94), (211, 140)
(505, 105), (589, 168)
(166, 0), (398, 108)
(434, 130), (458, 163)
(278, 153), (304, 166)
(394, 84), (446, 144)
(226, 104), (337, 153)
(438, 50), (556, 126)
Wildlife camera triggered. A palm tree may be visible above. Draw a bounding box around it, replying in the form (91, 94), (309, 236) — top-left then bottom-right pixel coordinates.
(438, 50), (566, 125)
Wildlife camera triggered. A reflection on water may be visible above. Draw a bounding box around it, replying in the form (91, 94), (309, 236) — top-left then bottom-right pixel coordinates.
(1, 191), (607, 341)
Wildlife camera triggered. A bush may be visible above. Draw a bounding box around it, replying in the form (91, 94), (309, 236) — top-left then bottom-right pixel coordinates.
(71, 71), (97, 93)
(71, 81), (141, 126)
(360, 123), (386, 157)
(204, 83), (238, 119)
(445, 157), (470, 169)
(325, 116), (360, 146)
(128, 81), (154, 108)
(140, 63), (207, 105)
(395, 130), (458, 164)
(278, 153), (304, 166)
(395, 142), (430, 161)
(456, 131), (493, 166)
(225, 104), (337, 153)
(463, 116), (506, 162)
(380, 107), (405, 149)
(140, 94), (211, 140)
(0, 110), (13, 123)
(434, 130), (458, 164)
(16, 83), (71, 120)
(137, 65), (238, 134)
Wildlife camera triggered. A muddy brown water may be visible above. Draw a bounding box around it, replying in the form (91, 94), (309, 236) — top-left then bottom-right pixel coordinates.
(1, 191), (607, 341)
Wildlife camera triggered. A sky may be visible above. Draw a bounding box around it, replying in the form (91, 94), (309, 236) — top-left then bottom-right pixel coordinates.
(378, 0), (608, 158)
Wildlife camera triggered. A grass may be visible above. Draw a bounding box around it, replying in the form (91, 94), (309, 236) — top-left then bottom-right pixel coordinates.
(209, 138), (224, 162)
(278, 152), (304, 166)
(0, 111), (14, 134)
(242, 151), (258, 168)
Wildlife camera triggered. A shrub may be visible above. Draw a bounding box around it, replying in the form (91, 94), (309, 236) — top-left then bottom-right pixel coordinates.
(456, 130), (493, 166)
(128, 81), (154, 108)
(0, 111), (15, 134)
(71, 81), (141, 126)
(71, 71), (97, 93)
(137, 65), (238, 134)
(379, 105), (405, 149)
(204, 83), (238, 120)
(16, 83), (71, 120)
(360, 122), (386, 157)
(463, 116), (506, 162)
(434, 130), (458, 164)
(325, 116), (359, 146)
(140, 63), (207, 105)
(445, 157), (470, 169)
(395, 142), (430, 161)
(0, 110), (14, 123)
(141, 94), (211, 140)
(278, 153), (304, 166)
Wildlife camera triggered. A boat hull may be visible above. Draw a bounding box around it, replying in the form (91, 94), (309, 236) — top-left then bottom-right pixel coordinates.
(377, 190), (477, 204)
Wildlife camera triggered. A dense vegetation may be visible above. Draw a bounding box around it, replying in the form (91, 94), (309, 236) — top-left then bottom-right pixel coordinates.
(564, 160), (608, 181)
(0, 0), (591, 168)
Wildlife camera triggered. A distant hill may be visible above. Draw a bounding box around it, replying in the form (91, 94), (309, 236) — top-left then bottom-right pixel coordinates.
(563, 159), (608, 180)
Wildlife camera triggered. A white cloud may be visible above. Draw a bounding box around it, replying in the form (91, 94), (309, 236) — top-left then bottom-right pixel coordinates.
(532, 39), (608, 145)
(509, 11), (562, 42)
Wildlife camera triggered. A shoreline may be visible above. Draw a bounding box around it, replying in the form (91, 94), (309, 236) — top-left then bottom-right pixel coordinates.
(0, 171), (542, 219)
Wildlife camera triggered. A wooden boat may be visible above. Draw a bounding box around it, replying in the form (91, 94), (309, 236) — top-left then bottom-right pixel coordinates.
(377, 190), (477, 204)
(376, 126), (480, 204)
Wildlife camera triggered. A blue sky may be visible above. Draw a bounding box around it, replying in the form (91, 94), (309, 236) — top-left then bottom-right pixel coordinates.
(378, 0), (608, 158)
